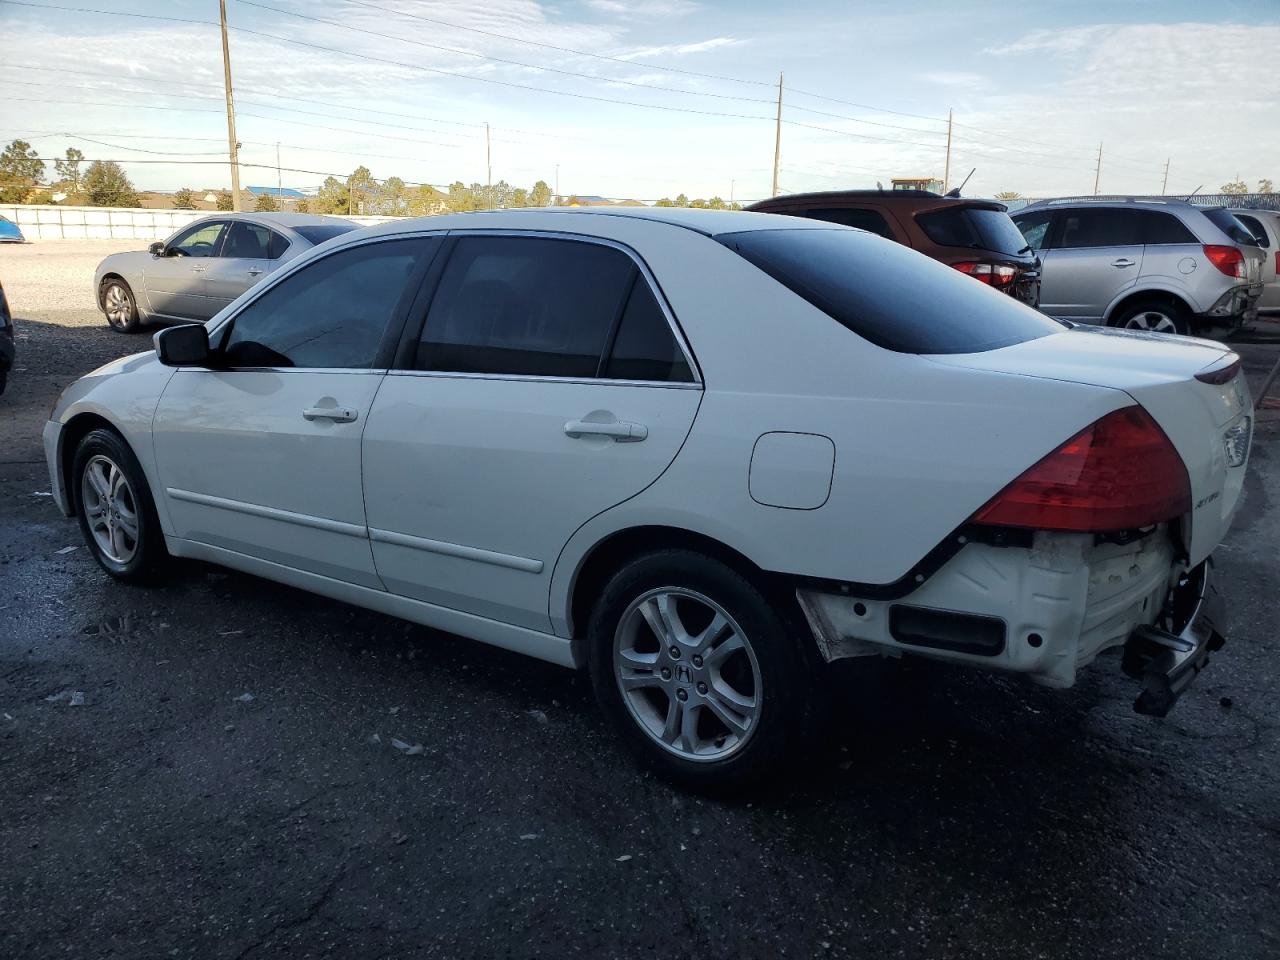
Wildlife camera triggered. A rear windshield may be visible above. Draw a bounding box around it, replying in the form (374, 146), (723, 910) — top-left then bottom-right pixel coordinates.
(294, 224), (358, 245)
(1202, 208), (1258, 245)
(1232, 213), (1270, 248)
(717, 228), (1062, 354)
(916, 205), (1031, 256)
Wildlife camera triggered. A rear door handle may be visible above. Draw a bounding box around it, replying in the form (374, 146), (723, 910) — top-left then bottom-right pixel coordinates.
(564, 419), (647, 442)
(247, 267), (264, 277)
(191, 265), (207, 273)
(303, 406), (358, 423)
(1111, 258), (1136, 268)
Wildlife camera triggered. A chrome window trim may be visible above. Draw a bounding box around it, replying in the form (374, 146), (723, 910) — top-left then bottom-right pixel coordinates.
(382, 369), (701, 390)
(417, 228), (703, 386)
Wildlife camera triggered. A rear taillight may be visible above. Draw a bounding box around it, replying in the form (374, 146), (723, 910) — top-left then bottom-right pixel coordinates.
(971, 406), (1190, 532)
(953, 261), (1018, 287)
(1275, 251), (1279, 274)
(1194, 357), (1241, 385)
(1203, 244), (1245, 278)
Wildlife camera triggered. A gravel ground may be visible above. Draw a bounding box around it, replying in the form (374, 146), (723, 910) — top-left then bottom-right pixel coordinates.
(2, 241), (1279, 960)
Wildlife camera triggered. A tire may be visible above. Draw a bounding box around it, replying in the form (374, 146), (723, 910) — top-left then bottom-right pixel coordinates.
(585, 549), (815, 792)
(0, 370), (6, 396)
(72, 428), (169, 582)
(101, 278), (141, 333)
(1111, 298), (1190, 336)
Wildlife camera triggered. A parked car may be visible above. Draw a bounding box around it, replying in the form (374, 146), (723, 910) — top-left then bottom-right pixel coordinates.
(1229, 208), (1280, 315)
(748, 190), (1041, 306)
(1011, 199), (1265, 334)
(0, 278), (13, 395)
(0, 215), (25, 243)
(94, 212), (357, 332)
(46, 208), (1250, 789)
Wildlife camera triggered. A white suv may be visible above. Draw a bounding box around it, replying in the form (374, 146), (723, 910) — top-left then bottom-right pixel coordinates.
(1012, 199), (1264, 335)
(43, 208), (1251, 789)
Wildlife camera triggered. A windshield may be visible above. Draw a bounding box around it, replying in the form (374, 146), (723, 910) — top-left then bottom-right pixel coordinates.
(1202, 208), (1259, 245)
(717, 228), (1062, 354)
(916, 206), (1031, 256)
(294, 224), (359, 245)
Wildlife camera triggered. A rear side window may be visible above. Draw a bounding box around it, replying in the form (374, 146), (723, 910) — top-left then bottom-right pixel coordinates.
(222, 238), (434, 368)
(1202, 208), (1258, 245)
(1057, 209), (1143, 248)
(718, 228), (1062, 354)
(800, 208), (896, 240)
(1141, 211), (1197, 245)
(294, 224), (358, 246)
(602, 280), (693, 382)
(220, 221), (272, 259)
(1233, 213), (1270, 248)
(416, 236), (635, 378)
(916, 206), (1030, 255)
(1012, 210), (1052, 249)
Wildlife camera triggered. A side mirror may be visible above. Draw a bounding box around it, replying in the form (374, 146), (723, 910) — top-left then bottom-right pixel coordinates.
(149, 241), (165, 257)
(154, 324), (211, 367)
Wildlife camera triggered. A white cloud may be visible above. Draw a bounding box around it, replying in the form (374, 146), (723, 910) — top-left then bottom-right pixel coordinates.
(584, 0), (702, 17)
(614, 37), (741, 60)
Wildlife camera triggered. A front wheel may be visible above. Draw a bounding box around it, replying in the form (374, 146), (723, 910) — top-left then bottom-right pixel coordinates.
(101, 278), (141, 333)
(586, 549), (814, 791)
(1112, 299), (1190, 336)
(72, 428), (169, 581)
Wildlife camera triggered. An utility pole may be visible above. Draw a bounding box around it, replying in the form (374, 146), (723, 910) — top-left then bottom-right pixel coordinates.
(1161, 158), (1170, 196)
(770, 71), (784, 198)
(218, 0), (242, 212)
(943, 108), (953, 193)
(1093, 141), (1103, 196)
(275, 141), (281, 197)
(485, 122), (492, 209)
(555, 163), (559, 205)
(730, 178), (735, 204)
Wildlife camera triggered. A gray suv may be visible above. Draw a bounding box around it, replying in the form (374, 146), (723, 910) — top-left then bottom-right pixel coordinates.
(1012, 199), (1264, 335)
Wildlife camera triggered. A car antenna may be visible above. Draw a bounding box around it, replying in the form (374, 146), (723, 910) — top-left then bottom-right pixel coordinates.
(1183, 185), (1203, 200)
(945, 168), (975, 198)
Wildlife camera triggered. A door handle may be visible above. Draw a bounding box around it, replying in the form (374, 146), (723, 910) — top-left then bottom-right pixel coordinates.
(247, 268), (264, 277)
(1111, 258), (1136, 268)
(191, 265), (207, 273)
(564, 419), (647, 442)
(303, 406), (358, 423)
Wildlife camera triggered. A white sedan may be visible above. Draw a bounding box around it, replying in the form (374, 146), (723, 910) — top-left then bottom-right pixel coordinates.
(44, 207), (1251, 789)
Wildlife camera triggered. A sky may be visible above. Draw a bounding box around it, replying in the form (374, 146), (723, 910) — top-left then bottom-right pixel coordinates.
(2, 0), (1277, 203)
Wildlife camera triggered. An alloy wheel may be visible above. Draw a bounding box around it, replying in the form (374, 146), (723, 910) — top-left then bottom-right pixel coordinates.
(613, 587), (762, 762)
(80, 455), (140, 564)
(103, 284), (131, 329)
(1124, 310), (1178, 334)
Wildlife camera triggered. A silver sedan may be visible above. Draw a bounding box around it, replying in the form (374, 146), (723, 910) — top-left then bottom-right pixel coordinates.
(94, 212), (358, 332)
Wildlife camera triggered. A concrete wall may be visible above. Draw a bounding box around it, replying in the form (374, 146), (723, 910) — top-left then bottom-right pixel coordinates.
(0, 205), (397, 241)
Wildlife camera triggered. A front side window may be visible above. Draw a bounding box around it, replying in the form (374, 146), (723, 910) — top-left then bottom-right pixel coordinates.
(1057, 209), (1144, 248)
(718, 228), (1062, 354)
(416, 235), (636, 378)
(1012, 210), (1053, 250)
(802, 208), (896, 240)
(168, 221), (226, 258)
(221, 237), (435, 368)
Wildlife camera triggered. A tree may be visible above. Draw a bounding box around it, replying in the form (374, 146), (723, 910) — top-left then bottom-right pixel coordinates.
(346, 166), (375, 215)
(1259, 179), (1274, 195)
(994, 190), (1022, 200)
(674, 193), (689, 207)
(82, 160), (138, 207)
(0, 139), (46, 203)
(529, 180), (552, 208)
(511, 187), (529, 208)
(1220, 178), (1249, 195)
(447, 181), (478, 212)
(295, 198), (310, 213)
(254, 192), (279, 212)
(173, 187), (196, 210)
(313, 176), (348, 215)
(376, 176), (407, 216)
(53, 147), (84, 195)
(215, 191), (234, 211)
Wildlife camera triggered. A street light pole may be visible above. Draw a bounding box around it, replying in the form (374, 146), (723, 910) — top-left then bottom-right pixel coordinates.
(218, 0), (242, 212)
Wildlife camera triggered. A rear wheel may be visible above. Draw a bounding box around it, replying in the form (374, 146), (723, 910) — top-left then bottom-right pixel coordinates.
(1112, 298), (1190, 336)
(72, 428), (169, 582)
(586, 549), (814, 791)
(101, 278), (140, 333)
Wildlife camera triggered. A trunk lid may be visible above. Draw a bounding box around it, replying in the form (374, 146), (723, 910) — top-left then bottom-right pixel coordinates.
(931, 326), (1252, 565)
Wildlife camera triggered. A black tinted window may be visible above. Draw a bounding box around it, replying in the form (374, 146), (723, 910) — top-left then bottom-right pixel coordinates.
(1012, 210), (1052, 249)
(603, 280), (693, 382)
(1202, 208), (1257, 245)
(417, 236), (635, 378)
(718, 228), (1062, 354)
(1142, 211), (1197, 245)
(1058, 209), (1143, 248)
(294, 224), (358, 246)
(802, 208), (895, 240)
(220, 221), (271, 259)
(223, 238), (432, 368)
(169, 221), (226, 258)
(917, 206), (1030, 255)
(1233, 213), (1269, 248)
(268, 230), (290, 259)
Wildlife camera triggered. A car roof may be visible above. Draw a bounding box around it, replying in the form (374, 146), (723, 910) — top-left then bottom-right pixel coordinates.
(747, 190), (1004, 212)
(338, 206), (837, 241)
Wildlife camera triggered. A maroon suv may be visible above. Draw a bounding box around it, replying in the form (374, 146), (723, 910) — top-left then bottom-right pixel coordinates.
(748, 190), (1041, 307)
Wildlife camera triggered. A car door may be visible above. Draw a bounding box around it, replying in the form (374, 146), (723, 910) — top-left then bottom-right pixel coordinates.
(1037, 208), (1144, 322)
(203, 220), (282, 316)
(151, 235), (442, 588)
(143, 219), (228, 319)
(361, 233), (702, 632)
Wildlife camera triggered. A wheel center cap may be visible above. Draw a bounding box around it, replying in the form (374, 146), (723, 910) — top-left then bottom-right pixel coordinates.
(673, 663), (694, 684)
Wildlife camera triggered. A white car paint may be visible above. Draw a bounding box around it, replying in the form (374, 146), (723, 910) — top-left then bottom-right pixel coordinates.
(45, 207), (1251, 697)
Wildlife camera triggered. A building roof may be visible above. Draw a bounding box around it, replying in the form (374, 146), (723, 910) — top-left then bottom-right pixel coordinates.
(245, 186), (307, 199)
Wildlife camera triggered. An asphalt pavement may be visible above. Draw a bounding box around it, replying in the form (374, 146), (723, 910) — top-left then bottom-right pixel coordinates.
(1, 241), (1278, 959)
